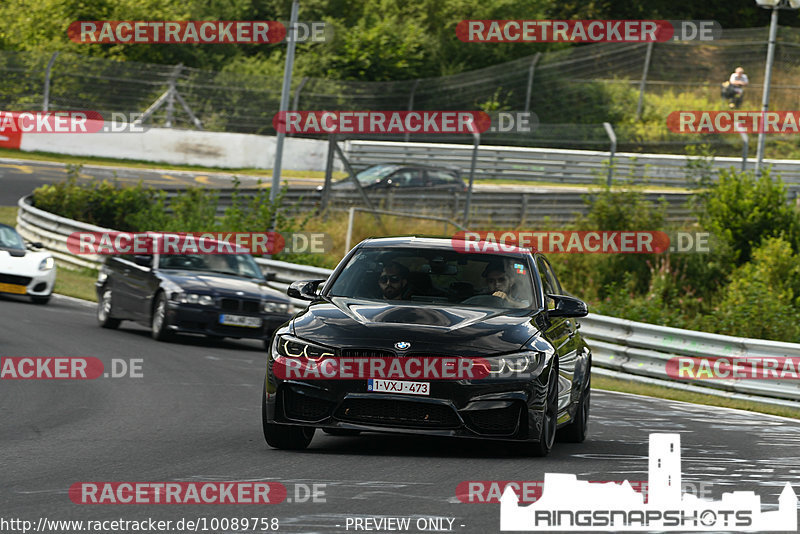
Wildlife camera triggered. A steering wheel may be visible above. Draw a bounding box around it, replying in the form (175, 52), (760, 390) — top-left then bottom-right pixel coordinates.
(461, 294), (507, 307)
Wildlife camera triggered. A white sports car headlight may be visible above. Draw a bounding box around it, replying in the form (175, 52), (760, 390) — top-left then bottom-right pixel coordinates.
(39, 257), (55, 271)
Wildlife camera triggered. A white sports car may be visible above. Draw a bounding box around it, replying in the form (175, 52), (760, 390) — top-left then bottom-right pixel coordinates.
(0, 223), (56, 304)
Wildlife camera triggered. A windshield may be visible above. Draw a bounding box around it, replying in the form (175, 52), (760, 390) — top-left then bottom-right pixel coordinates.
(158, 253), (264, 279)
(355, 165), (401, 184)
(0, 225), (25, 250)
(327, 247), (537, 310)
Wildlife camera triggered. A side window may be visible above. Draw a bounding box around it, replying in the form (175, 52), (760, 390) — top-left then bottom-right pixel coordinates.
(391, 170), (423, 187)
(427, 170), (459, 185)
(540, 257), (563, 295)
(536, 257), (557, 309)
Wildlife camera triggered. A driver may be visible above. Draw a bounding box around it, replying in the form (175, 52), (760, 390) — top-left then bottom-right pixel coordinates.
(482, 262), (528, 308)
(377, 262), (409, 300)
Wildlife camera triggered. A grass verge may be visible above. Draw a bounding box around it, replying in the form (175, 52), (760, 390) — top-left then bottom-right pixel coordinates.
(593, 375), (800, 420)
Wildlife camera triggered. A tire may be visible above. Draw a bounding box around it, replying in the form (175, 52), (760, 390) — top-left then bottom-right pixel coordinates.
(261, 385), (314, 450)
(151, 292), (172, 341)
(97, 287), (121, 329)
(559, 379), (590, 443)
(31, 295), (51, 305)
(529, 363), (559, 457)
(323, 429), (361, 436)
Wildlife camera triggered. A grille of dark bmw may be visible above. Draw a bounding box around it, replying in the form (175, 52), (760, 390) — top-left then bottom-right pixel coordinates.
(220, 298), (260, 313)
(335, 399), (460, 428)
(463, 405), (521, 435)
(0, 273), (32, 285)
(283, 391), (332, 421)
(341, 349), (395, 358)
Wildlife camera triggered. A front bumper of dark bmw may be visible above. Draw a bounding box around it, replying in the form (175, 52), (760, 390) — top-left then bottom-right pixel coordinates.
(264, 368), (551, 442)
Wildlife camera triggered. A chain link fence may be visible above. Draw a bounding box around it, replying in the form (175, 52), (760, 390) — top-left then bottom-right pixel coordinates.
(3, 27), (800, 154)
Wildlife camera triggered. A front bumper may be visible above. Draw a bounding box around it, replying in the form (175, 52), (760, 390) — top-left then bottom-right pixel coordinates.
(264, 370), (550, 441)
(0, 269), (55, 297)
(166, 302), (291, 339)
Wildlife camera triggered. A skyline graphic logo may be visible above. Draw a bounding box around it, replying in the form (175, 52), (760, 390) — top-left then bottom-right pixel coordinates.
(500, 433), (797, 531)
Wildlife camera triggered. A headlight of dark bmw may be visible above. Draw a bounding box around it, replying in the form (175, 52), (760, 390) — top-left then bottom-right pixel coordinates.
(484, 350), (545, 376)
(263, 300), (293, 314)
(271, 334), (336, 361)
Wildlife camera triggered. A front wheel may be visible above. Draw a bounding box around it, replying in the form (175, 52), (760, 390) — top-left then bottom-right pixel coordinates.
(262, 385), (314, 449)
(529, 363), (558, 457)
(97, 287), (121, 329)
(151, 293), (172, 341)
(558, 381), (589, 443)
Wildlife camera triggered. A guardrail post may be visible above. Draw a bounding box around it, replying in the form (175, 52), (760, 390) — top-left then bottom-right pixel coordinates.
(524, 53), (541, 114)
(603, 122), (617, 187)
(42, 52), (59, 112)
(635, 42), (653, 121)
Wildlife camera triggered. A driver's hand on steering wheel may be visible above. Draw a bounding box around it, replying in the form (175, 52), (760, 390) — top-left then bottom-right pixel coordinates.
(492, 290), (509, 300)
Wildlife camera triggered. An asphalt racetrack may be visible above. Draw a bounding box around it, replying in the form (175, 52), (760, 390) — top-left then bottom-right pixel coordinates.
(1, 293), (799, 533)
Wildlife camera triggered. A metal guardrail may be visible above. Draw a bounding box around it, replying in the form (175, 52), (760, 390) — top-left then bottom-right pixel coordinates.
(345, 140), (800, 189)
(16, 197), (799, 407)
(164, 187), (695, 226)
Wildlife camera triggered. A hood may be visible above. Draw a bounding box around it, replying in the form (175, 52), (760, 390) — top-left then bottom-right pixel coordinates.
(159, 271), (287, 301)
(0, 249), (50, 275)
(291, 297), (539, 356)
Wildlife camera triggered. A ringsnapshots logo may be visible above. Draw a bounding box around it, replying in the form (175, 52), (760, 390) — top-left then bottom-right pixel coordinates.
(500, 433), (797, 531)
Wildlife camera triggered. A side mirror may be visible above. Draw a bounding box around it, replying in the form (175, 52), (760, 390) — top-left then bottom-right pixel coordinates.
(287, 279), (326, 301)
(27, 241), (44, 250)
(133, 254), (152, 267)
(547, 294), (588, 318)
(264, 272), (277, 282)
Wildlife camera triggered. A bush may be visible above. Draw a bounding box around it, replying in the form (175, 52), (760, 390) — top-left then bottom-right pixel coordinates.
(696, 167), (800, 267)
(705, 237), (800, 341)
(32, 166), (155, 231)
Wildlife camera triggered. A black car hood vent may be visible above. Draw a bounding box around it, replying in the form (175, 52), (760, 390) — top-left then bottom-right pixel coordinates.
(336, 298), (494, 331)
(291, 297), (538, 355)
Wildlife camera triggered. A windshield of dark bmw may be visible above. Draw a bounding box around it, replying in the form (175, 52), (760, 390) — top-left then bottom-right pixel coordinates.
(326, 247), (538, 309)
(157, 253), (263, 279)
(0, 225), (25, 250)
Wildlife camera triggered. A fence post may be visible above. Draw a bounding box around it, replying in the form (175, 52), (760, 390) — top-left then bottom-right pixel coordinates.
(635, 41), (654, 121)
(42, 52), (59, 112)
(463, 131), (480, 225)
(165, 64), (183, 128)
(603, 122), (617, 187)
(404, 79), (421, 142)
(524, 52), (541, 114)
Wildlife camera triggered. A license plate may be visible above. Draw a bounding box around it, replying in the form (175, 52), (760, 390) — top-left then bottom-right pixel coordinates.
(368, 379), (430, 396)
(219, 314), (262, 328)
(0, 282), (27, 295)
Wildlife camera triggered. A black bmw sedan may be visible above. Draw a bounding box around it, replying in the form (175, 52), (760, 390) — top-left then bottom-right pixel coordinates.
(262, 237), (591, 456)
(95, 249), (294, 343)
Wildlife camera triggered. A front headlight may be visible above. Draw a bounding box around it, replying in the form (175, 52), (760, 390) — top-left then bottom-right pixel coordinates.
(97, 265), (109, 283)
(263, 300), (291, 314)
(178, 293), (214, 305)
(485, 351), (543, 375)
(274, 334), (335, 360)
(39, 257), (55, 271)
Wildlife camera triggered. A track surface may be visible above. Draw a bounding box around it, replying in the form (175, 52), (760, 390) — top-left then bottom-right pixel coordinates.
(2, 293), (799, 533)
